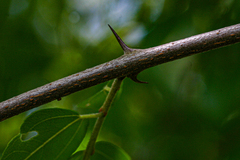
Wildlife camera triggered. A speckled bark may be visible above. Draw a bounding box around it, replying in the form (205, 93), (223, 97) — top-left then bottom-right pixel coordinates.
(1, 23), (240, 121)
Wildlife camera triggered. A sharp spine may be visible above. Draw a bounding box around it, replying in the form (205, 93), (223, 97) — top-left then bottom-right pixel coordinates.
(108, 24), (133, 54)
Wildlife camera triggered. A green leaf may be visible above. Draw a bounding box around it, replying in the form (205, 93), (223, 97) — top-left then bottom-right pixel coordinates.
(93, 141), (131, 160)
(78, 83), (111, 109)
(68, 151), (84, 160)
(69, 141), (131, 160)
(1, 108), (89, 160)
(76, 81), (124, 117)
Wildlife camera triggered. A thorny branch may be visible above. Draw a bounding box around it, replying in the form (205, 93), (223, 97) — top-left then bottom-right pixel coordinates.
(1, 23), (240, 121)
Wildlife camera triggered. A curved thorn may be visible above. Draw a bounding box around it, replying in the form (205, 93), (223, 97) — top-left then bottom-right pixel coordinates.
(108, 24), (133, 54)
(128, 74), (148, 84)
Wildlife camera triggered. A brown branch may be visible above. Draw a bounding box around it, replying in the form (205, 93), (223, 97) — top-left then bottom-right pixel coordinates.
(1, 23), (240, 122)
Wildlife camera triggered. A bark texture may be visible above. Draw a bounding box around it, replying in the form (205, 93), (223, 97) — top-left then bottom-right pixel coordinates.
(1, 23), (240, 121)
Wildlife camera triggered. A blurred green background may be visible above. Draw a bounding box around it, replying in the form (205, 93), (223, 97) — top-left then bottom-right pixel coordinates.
(1, 0), (240, 159)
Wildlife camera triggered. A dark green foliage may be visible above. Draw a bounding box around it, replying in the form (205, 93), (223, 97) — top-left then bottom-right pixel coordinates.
(1, 0), (240, 159)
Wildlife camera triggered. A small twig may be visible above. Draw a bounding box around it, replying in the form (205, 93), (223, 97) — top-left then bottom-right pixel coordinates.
(83, 77), (124, 160)
(79, 113), (102, 119)
(1, 24), (240, 121)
